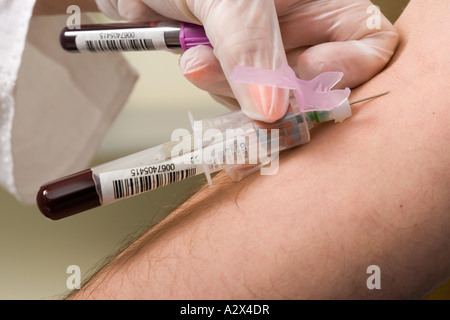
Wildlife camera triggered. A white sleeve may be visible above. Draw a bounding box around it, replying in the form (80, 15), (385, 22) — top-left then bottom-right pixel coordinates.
(0, 1), (138, 204)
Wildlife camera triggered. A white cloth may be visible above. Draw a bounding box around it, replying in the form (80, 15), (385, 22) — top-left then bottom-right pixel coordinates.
(0, 1), (138, 204)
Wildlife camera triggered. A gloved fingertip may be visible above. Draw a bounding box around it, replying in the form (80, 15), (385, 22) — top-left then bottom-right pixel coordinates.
(179, 47), (202, 76)
(95, 0), (123, 20)
(117, 0), (163, 21)
(180, 46), (223, 83)
(243, 85), (289, 122)
(296, 54), (326, 81)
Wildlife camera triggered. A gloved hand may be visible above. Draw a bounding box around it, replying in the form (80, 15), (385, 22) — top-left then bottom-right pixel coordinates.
(95, 0), (398, 122)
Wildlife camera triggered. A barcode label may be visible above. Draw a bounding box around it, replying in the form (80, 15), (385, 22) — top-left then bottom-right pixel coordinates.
(104, 168), (196, 201)
(74, 28), (168, 53)
(98, 166), (198, 204)
(85, 39), (155, 52)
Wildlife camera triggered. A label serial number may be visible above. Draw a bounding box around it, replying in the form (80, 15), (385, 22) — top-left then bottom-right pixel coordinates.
(99, 32), (136, 40)
(130, 164), (176, 177)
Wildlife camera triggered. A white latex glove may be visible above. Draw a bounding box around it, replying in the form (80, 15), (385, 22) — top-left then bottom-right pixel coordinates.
(96, 0), (398, 122)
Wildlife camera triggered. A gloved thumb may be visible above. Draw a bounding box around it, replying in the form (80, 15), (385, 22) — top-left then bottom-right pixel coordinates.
(186, 0), (290, 122)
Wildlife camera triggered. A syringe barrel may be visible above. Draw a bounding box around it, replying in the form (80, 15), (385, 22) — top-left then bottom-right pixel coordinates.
(92, 109), (311, 205)
(197, 109), (311, 182)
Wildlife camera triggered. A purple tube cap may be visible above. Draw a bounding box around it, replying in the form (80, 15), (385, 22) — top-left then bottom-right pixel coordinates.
(180, 22), (212, 51)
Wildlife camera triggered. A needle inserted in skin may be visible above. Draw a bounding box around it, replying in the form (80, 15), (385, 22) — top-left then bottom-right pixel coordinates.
(350, 91), (390, 105)
(36, 90), (390, 220)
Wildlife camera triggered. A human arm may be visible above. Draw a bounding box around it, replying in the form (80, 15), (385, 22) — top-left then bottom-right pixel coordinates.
(69, 0), (450, 299)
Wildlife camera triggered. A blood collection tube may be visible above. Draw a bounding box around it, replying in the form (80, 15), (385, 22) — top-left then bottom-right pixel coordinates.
(36, 106), (320, 220)
(60, 21), (211, 53)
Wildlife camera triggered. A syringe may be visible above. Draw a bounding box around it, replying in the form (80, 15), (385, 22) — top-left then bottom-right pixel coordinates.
(36, 92), (387, 221)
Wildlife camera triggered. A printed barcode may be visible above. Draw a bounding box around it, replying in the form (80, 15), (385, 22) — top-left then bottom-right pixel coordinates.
(85, 39), (155, 52)
(112, 169), (197, 200)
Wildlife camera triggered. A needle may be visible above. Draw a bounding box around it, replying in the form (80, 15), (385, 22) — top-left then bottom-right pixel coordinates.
(350, 91), (390, 105)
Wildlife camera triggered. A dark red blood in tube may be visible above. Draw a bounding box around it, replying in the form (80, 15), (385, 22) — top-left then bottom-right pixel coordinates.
(37, 169), (101, 220)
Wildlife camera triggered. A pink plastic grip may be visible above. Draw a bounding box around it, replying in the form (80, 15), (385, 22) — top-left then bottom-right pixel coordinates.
(230, 63), (351, 113)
